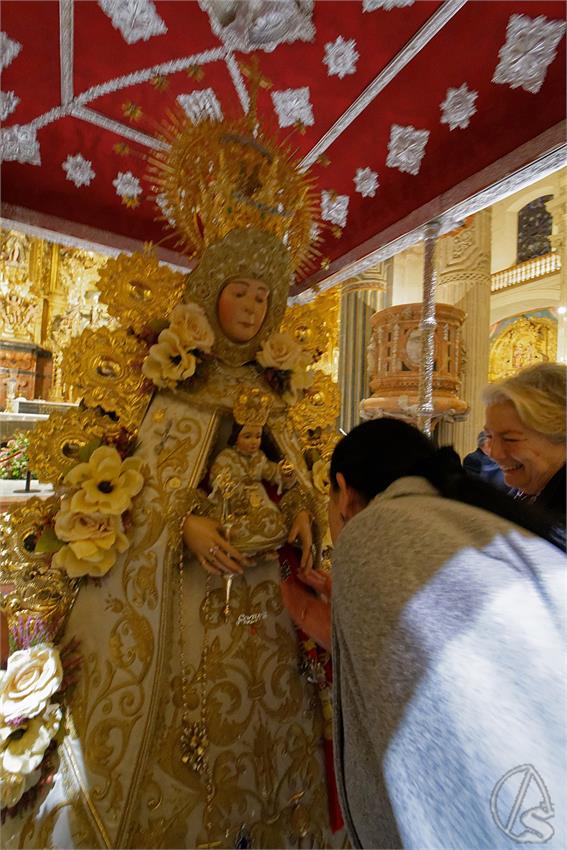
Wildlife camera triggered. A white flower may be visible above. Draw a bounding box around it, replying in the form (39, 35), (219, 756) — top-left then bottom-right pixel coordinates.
(113, 170), (143, 200)
(386, 123), (429, 176)
(62, 153), (96, 187)
(257, 332), (302, 371)
(323, 36), (359, 79)
(177, 89), (222, 124)
(0, 32), (22, 72)
(440, 84), (478, 131)
(65, 445), (144, 516)
(271, 87), (314, 128)
(142, 328), (198, 389)
(0, 90), (19, 122)
(354, 167), (379, 198)
(0, 645), (63, 724)
(168, 302), (214, 353)
(52, 498), (130, 579)
(0, 765), (41, 809)
(321, 191), (349, 228)
(286, 365), (314, 404)
(0, 703), (61, 777)
(492, 13), (566, 95)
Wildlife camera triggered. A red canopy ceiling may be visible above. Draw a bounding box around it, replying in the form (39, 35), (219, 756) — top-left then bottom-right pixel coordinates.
(1, 0), (565, 288)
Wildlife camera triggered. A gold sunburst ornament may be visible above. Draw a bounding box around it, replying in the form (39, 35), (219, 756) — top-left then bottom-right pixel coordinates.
(27, 407), (125, 486)
(288, 370), (340, 447)
(96, 248), (187, 334)
(148, 99), (321, 275)
(61, 327), (151, 429)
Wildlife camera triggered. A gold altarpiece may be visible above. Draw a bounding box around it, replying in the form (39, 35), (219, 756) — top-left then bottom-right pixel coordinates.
(0, 228), (112, 410)
(489, 313), (558, 382)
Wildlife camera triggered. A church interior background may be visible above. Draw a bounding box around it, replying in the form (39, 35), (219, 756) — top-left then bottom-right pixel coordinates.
(0, 1), (565, 495)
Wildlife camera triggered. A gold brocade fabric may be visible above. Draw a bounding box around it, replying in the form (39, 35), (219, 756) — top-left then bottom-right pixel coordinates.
(209, 448), (289, 555)
(6, 363), (341, 850)
(130, 559), (331, 849)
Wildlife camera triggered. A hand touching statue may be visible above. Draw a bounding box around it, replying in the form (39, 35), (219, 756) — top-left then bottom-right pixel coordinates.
(287, 509), (314, 572)
(182, 514), (252, 576)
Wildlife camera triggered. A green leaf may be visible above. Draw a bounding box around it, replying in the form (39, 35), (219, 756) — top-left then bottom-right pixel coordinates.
(148, 318), (169, 334)
(78, 438), (101, 463)
(35, 527), (64, 554)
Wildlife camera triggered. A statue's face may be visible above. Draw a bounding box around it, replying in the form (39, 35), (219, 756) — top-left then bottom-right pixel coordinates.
(217, 278), (269, 343)
(236, 424), (262, 455)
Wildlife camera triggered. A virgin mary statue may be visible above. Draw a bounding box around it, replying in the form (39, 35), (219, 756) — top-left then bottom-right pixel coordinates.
(0, 105), (343, 848)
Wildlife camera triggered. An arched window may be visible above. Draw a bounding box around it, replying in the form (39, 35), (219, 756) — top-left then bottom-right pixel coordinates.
(517, 195), (553, 263)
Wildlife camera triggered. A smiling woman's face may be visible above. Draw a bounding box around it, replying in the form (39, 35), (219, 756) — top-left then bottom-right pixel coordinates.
(484, 400), (566, 495)
(217, 278), (269, 343)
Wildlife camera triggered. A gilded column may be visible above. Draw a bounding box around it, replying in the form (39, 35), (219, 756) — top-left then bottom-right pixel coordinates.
(436, 209), (492, 456)
(547, 184), (567, 362)
(338, 266), (387, 433)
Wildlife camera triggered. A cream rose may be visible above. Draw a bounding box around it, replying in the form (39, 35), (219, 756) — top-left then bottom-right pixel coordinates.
(142, 328), (197, 389)
(312, 458), (330, 495)
(257, 332), (302, 372)
(0, 703), (61, 777)
(285, 365), (314, 403)
(0, 765), (41, 809)
(66, 446), (143, 516)
(0, 645), (63, 724)
(52, 498), (130, 578)
(168, 302), (214, 353)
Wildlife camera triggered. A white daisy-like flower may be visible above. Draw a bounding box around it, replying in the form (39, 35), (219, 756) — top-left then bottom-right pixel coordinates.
(323, 36), (359, 79)
(321, 191), (349, 228)
(62, 153), (96, 187)
(113, 170), (143, 200)
(440, 84), (478, 131)
(354, 167), (379, 198)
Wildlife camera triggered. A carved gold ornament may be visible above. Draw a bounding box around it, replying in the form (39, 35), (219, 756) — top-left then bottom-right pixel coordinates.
(489, 314), (557, 382)
(288, 370), (339, 445)
(148, 109), (320, 274)
(0, 496), (61, 579)
(233, 387), (273, 426)
(96, 249), (187, 333)
(184, 228), (292, 366)
(281, 300), (332, 365)
(61, 327), (151, 428)
(27, 407), (124, 486)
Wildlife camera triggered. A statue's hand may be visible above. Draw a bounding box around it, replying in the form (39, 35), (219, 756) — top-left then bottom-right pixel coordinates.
(182, 514), (251, 576)
(287, 509), (314, 573)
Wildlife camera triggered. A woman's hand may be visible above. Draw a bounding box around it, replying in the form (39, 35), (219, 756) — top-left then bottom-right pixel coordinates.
(280, 576), (331, 651)
(182, 514), (251, 576)
(287, 509), (314, 572)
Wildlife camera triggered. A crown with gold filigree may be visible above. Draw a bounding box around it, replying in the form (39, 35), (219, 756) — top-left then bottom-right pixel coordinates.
(233, 387), (272, 427)
(147, 60), (320, 275)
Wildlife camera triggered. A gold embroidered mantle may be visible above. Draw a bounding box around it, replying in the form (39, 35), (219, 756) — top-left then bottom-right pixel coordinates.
(6, 363), (338, 850)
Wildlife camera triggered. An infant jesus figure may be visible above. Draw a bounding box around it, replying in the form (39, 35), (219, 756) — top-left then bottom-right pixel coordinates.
(208, 391), (296, 559)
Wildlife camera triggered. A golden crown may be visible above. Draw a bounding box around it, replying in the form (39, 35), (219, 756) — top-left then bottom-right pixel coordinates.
(148, 65), (320, 274)
(233, 387), (273, 427)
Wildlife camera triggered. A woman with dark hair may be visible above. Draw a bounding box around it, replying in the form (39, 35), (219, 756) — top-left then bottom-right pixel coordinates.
(283, 417), (566, 850)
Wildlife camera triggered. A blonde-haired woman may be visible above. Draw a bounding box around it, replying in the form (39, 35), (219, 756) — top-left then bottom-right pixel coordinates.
(483, 362), (566, 540)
